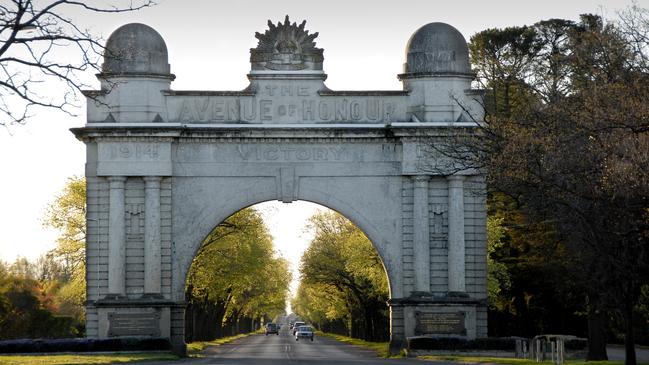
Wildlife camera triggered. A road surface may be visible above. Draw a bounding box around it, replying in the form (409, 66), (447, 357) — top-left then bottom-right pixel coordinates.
(200, 332), (412, 364)
(141, 329), (649, 365)
(154, 329), (418, 365)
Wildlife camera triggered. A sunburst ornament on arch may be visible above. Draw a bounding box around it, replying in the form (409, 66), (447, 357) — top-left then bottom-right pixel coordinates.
(250, 15), (324, 71)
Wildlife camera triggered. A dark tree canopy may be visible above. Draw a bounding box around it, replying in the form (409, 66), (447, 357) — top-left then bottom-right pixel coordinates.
(462, 10), (649, 365)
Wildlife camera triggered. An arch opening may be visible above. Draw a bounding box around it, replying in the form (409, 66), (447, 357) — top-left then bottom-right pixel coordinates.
(183, 199), (392, 343)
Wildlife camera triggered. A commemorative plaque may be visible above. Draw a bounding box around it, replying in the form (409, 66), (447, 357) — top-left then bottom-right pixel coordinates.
(415, 311), (466, 336)
(108, 312), (161, 337)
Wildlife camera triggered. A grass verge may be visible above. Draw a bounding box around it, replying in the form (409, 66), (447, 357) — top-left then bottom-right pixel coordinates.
(186, 333), (252, 356)
(318, 332), (396, 358)
(0, 352), (178, 365)
(418, 356), (649, 365)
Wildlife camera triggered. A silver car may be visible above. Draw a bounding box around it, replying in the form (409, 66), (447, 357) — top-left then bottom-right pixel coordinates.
(291, 321), (305, 336)
(295, 325), (314, 341)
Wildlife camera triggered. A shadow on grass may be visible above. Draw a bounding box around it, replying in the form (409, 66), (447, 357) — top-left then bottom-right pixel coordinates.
(0, 352), (179, 365)
(418, 355), (649, 365)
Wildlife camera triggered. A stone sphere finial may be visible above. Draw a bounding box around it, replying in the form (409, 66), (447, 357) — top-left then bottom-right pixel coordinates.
(401, 22), (471, 78)
(102, 23), (171, 77)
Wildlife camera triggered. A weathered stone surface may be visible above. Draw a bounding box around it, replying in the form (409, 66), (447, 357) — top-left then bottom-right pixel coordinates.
(402, 22), (472, 77)
(73, 17), (488, 354)
(102, 23), (171, 76)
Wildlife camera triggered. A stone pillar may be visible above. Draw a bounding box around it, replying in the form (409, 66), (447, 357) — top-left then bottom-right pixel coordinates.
(144, 176), (162, 295)
(388, 304), (405, 354)
(108, 176), (126, 296)
(413, 175), (430, 293)
(447, 175), (466, 293)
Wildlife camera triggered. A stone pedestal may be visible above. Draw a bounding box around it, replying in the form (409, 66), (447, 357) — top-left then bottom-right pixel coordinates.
(93, 298), (175, 340)
(389, 294), (485, 347)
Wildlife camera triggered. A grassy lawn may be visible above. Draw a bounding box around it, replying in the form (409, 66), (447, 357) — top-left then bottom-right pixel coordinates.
(0, 332), (257, 364)
(0, 352), (179, 365)
(418, 355), (649, 365)
(186, 333), (253, 356)
(318, 332), (395, 357)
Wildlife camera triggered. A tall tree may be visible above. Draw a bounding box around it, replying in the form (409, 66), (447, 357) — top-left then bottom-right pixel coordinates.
(0, 261), (79, 338)
(185, 208), (290, 341)
(464, 11), (649, 364)
(0, 0), (154, 126)
(42, 176), (86, 322)
(43, 176), (85, 281)
(296, 211), (389, 341)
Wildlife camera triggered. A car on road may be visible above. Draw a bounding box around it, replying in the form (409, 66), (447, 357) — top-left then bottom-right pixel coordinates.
(291, 321), (305, 335)
(295, 325), (314, 341)
(265, 323), (279, 335)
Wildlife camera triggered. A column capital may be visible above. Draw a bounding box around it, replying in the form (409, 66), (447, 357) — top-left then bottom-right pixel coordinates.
(108, 176), (126, 189)
(108, 176), (126, 182)
(143, 176), (162, 187)
(446, 174), (465, 182)
(413, 175), (430, 188)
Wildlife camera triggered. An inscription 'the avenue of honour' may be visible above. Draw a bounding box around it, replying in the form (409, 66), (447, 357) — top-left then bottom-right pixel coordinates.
(172, 85), (400, 123)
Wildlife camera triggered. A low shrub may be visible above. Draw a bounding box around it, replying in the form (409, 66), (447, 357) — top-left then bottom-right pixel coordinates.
(564, 338), (588, 350)
(0, 337), (171, 353)
(408, 337), (519, 351)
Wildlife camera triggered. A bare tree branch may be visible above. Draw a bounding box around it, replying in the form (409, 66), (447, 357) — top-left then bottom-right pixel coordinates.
(0, 0), (155, 127)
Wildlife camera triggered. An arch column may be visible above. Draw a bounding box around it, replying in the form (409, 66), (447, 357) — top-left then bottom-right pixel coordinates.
(108, 176), (126, 297)
(447, 175), (466, 294)
(413, 175), (430, 293)
(144, 176), (162, 296)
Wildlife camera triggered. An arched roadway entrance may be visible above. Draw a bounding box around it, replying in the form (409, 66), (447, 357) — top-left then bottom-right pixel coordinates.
(173, 191), (400, 305)
(73, 17), (488, 354)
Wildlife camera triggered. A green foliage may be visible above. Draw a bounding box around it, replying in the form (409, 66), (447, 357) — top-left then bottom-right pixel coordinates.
(42, 176), (86, 282)
(293, 211), (389, 341)
(318, 332), (393, 358)
(186, 333), (250, 356)
(185, 207), (290, 341)
(0, 176), (88, 339)
(42, 176), (87, 324)
(0, 272), (78, 339)
(486, 215), (510, 310)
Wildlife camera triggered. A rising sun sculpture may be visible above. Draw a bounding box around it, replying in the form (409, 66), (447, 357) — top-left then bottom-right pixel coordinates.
(250, 15), (324, 71)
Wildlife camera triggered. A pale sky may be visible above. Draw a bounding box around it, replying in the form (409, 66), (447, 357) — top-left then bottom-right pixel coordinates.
(1, 0), (646, 303)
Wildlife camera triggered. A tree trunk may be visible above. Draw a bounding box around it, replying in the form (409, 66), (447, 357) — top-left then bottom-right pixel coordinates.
(624, 304), (637, 365)
(586, 308), (608, 361)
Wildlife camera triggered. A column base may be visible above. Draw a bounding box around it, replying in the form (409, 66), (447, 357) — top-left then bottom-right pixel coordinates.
(171, 340), (187, 357)
(142, 293), (165, 300)
(103, 293), (128, 301)
(389, 338), (406, 355)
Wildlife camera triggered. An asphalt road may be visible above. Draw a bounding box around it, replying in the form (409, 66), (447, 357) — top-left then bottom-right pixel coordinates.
(133, 331), (649, 365)
(155, 328), (418, 365)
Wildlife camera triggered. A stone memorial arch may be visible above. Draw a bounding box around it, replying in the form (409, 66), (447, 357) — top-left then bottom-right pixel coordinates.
(72, 17), (487, 354)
